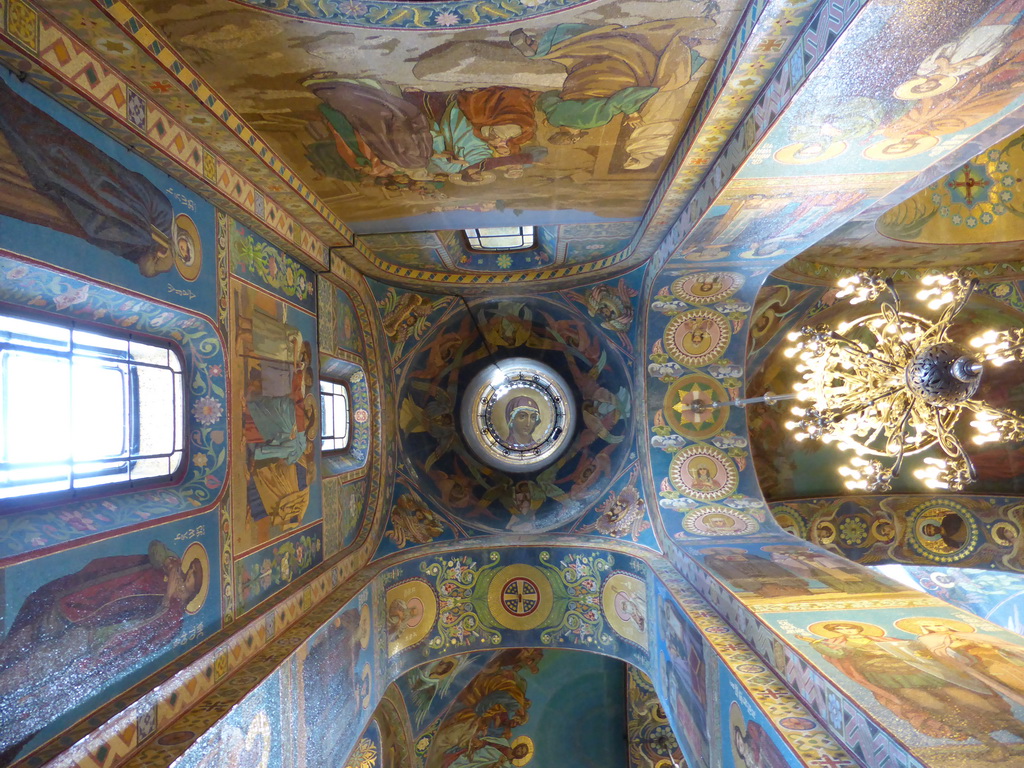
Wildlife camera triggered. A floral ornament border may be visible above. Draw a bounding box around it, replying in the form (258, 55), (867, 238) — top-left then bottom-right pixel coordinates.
(227, 217), (315, 307)
(225, 0), (598, 29)
(0, 251), (228, 559)
(537, 550), (614, 647)
(423, 552), (505, 650)
(234, 527), (325, 615)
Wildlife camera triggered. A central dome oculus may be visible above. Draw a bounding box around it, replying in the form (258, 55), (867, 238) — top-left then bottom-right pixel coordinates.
(461, 358), (575, 473)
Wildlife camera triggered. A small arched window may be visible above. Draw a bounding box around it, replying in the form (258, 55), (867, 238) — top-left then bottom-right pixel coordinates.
(320, 378), (350, 453)
(0, 311), (184, 501)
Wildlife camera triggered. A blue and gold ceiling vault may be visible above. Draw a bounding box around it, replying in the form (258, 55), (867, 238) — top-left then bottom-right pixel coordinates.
(4, 1), (1024, 768)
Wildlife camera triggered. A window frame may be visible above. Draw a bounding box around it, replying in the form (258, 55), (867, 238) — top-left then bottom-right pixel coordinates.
(320, 377), (352, 454)
(0, 305), (187, 510)
(463, 226), (536, 253)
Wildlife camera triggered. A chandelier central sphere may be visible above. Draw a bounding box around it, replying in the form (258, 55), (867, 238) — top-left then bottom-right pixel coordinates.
(904, 342), (982, 406)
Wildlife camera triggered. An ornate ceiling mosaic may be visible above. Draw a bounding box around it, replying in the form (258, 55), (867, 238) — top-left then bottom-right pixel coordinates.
(113, 0), (749, 233)
(392, 293), (635, 534)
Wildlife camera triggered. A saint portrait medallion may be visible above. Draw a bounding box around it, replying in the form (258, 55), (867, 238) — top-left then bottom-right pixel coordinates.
(671, 272), (744, 305)
(908, 501), (978, 562)
(385, 579), (437, 656)
(669, 445), (738, 501)
(602, 572), (647, 647)
(172, 213), (203, 281)
(460, 358), (575, 473)
(664, 309), (731, 368)
(771, 505), (806, 538)
(681, 506), (758, 536)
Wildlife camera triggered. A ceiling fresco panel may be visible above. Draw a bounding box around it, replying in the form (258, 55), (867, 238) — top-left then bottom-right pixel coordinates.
(778, 217), (1024, 283)
(877, 127), (1024, 245)
(22, 0), (355, 238)
(120, 0), (750, 234)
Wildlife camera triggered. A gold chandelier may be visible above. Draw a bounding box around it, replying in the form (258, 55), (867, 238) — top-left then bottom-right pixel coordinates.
(777, 270), (1024, 492)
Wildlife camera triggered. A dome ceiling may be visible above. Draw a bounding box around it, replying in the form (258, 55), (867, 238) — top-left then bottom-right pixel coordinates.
(392, 292), (636, 534)
(776, 216), (1024, 283)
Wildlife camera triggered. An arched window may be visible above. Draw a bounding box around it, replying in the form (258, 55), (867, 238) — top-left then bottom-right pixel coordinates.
(0, 311), (184, 501)
(320, 378), (350, 452)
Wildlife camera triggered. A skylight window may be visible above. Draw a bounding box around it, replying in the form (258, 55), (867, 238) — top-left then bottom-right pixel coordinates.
(464, 227), (535, 251)
(320, 379), (350, 452)
(0, 312), (184, 500)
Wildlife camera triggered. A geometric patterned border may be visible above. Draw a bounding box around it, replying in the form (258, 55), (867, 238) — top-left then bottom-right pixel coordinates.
(348, 239), (631, 286)
(94, 0), (351, 242)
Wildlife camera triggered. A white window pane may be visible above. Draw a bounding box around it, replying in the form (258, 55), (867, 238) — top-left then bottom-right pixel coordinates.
(465, 226), (534, 250)
(0, 315), (70, 351)
(0, 476), (69, 499)
(131, 456), (171, 480)
(6, 352), (71, 463)
(74, 463), (128, 488)
(319, 379), (351, 451)
(321, 395), (334, 437)
(72, 361), (126, 460)
(168, 449), (182, 475)
(1, 312), (184, 499)
(129, 339), (170, 366)
(74, 328), (128, 359)
(174, 376), (184, 450)
(6, 463), (70, 485)
(136, 366), (175, 455)
(335, 388), (349, 442)
(173, 376), (184, 451)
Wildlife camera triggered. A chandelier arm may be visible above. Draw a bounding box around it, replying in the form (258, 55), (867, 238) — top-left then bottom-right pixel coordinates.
(890, 448), (907, 479)
(964, 400), (1024, 433)
(825, 385), (904, 422)
(930, 406), (973, 472)
(994, 335), (1024, 364)
(972, 329), (1024, 365)
(938, 277), (978, 328)
(883, 276), (901, 312)
(826, 333), (903, 371)
(963, 400), (1019, 419)
(883, 402), (916, 478)
(877, 301), (918, 360)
